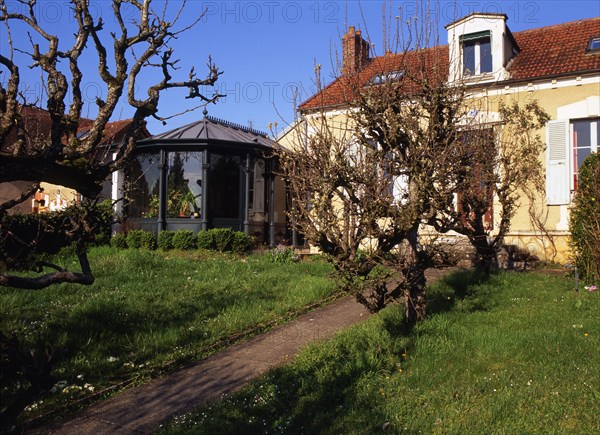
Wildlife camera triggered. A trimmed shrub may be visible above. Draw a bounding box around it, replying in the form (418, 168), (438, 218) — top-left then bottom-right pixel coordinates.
(93, 232), (111, 247)
(126, 230), (146, 249)
(139, 231), (157, 250)
(569, 152), (600, 284)
(172, 230), (197, 250)
(213, 228), (235, 252)
(110, 233), (127, 249)
(231, 232), (253, 254)
(197, 230), (215, 250)
(158, 230), (175, 250)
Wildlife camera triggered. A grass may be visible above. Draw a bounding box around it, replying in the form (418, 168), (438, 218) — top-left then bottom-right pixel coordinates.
(159, 270), (600, 434)
(0, 246), (336, 425)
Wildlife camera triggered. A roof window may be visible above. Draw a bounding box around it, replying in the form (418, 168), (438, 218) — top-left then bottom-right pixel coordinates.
(372, 70), (404, 84)
(587, 37), (600, 52)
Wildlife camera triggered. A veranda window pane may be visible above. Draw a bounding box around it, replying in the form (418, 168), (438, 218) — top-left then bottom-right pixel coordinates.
(126, 153), (160, 218)
(167, 152), (204, 218)
(209, 154), (241, 219)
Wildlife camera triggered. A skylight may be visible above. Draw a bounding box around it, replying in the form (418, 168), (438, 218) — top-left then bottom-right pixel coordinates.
(372, 70), (404, 84)
(587, 37), (600, 52)
(76, 129), (90, 139)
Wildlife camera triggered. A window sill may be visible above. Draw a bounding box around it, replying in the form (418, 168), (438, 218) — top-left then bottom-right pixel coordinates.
(460, 72), (496, 84)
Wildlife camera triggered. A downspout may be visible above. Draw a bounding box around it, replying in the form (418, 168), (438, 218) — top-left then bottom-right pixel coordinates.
(244, 153), (251, 235)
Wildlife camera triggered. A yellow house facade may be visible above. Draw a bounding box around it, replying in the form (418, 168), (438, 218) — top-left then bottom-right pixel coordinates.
(280, 13), (600, 263)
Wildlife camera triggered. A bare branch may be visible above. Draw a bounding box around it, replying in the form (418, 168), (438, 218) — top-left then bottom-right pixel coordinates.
(0, 242), (94, 289)
(1, 0), (222, 289)
(0, 182), (39, 215)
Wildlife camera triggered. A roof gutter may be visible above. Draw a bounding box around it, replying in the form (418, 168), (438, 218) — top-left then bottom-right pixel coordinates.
(471, 68), (600, 90)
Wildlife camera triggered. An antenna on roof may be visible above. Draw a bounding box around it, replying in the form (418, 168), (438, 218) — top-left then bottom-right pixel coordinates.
(248, 120), (253, 130)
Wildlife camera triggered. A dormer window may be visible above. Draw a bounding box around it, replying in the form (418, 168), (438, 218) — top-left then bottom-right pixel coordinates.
(461, 31), (492, 76)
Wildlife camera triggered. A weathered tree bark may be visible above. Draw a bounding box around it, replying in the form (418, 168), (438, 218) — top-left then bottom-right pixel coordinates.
(404, 226), (427, 325)
(0, 241), (94, 289)
(470, 234), (499, 274)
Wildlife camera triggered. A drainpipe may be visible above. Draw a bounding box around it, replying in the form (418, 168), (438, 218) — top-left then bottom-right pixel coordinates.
(269, 159), (276, 247)
(244, 153), (251, 235)
(291, 197), (298, 247)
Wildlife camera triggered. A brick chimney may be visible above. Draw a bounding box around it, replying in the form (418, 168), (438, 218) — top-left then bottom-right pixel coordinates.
(342, 26), (370, 75)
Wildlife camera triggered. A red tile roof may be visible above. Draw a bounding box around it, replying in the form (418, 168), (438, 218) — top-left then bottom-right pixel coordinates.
(301, 45), (449, 111)
(509, 17), (600, 80)
(4, 106), (150, 149)
(300, 17), (600, 111)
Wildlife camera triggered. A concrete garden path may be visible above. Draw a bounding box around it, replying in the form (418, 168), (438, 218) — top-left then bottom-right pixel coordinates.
(35, 269), (452, 434)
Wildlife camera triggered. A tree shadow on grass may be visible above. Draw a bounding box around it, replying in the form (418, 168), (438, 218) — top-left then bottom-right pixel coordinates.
(171, 339), (395, 434)
(426, 268), (494, 316)
(160, 270), (505, 434)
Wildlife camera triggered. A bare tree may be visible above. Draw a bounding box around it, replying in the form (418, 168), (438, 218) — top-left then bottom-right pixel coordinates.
(280, 15), (464, 323)
(280, 5), (549, 323)
(0, 0), (222, 289)
(430, 100), (550, 273)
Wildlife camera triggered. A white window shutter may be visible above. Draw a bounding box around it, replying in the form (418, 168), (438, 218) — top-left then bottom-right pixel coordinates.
(546, 120), (570, 205)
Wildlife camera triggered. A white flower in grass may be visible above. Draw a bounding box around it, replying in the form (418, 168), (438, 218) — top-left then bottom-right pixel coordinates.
(50, 380), (68, 393)
(24, 402), (39, 412)
(107, 356), (118, 363)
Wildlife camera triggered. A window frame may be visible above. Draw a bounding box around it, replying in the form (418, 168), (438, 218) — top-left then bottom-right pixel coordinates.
(460, 31), (493, 77)
(570, 117), (599, 190)
(546, 117), (599, 205)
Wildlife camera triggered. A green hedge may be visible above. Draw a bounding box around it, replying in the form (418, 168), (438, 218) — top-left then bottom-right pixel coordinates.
(172, 230), (197, 250)
(110, 233), (127, 249)
(0, 202), (113, 271)
(569, 152), (600, 284)
(213, 228), (235, 252)
(126, 230), (145, 249)
(158, 230), (175, 250)
(110, 228), (253, 254)
(231, 231), (253, 254)
(197, 230), (215, 250)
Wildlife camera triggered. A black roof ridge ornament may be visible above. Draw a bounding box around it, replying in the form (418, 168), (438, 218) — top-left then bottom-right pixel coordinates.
(205, 114), (268, 137)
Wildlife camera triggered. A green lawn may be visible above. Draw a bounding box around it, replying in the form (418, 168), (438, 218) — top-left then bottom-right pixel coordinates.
(0, 247), (336, 425)
(159, 270), (600, 434)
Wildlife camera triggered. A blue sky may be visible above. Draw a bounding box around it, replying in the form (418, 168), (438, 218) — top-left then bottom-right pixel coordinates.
(1, 1), (599, 136)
